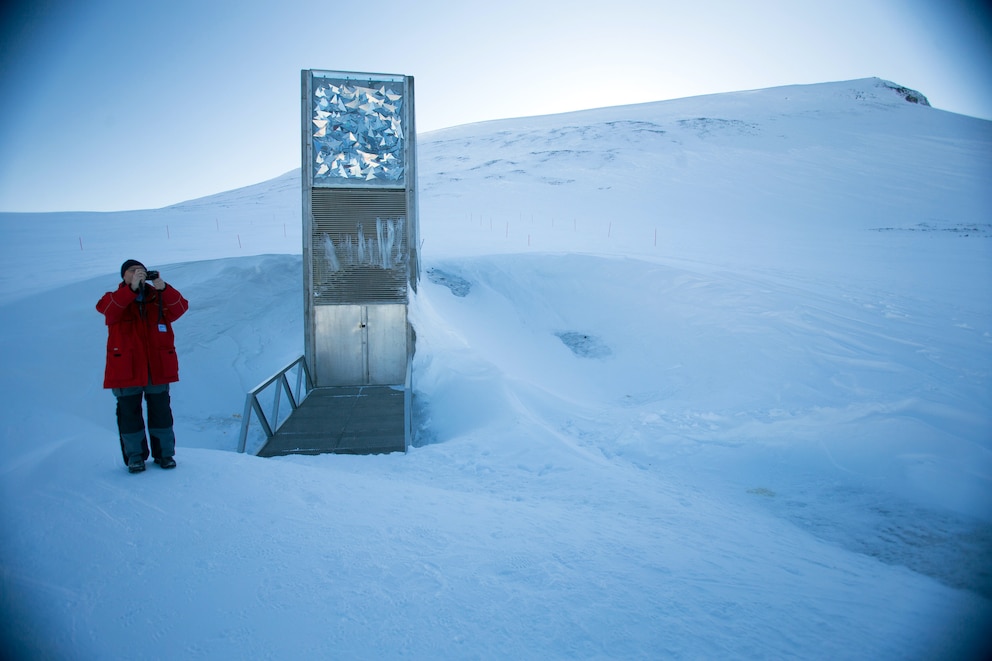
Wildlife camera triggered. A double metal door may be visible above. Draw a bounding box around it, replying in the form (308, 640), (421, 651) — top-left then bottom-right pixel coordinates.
(313, 303), (408, 386)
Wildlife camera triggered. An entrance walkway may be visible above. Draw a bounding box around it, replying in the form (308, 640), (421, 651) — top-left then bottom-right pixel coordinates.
(257, 386), (406, 457)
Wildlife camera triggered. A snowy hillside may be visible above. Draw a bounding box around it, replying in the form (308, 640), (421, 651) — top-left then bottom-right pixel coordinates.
(1, 78), (990, 659)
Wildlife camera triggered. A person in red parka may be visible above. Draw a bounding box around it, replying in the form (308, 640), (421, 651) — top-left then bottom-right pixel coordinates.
(96, 259), (190, 473)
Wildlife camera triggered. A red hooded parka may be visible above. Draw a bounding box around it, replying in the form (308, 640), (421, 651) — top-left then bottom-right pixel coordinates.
(96, 282), (190, 389)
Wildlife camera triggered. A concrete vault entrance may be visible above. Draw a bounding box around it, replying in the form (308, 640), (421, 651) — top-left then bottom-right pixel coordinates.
(241, 69), (419, 456)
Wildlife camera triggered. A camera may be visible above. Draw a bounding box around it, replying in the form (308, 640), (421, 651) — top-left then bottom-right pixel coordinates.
(145, 270), (160, 281)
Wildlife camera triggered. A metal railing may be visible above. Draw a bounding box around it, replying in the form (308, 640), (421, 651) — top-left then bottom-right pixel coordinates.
(237, 356), (314, 453)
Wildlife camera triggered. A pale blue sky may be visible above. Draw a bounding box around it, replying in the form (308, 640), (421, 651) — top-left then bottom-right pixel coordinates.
(1, 0), (989, 212)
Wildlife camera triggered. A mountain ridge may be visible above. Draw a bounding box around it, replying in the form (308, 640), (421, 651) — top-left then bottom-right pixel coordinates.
(179, 78), (987, 211)
(0, 76), (988, 304)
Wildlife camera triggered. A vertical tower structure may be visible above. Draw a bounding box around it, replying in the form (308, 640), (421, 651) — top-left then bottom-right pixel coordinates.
(301, 70), (419, 390)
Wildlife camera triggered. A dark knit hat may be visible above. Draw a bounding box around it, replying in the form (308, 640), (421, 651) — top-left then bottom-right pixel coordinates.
(120, 259), (145, 279)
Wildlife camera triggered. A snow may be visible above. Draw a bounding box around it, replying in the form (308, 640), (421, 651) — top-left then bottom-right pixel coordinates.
(1, 77), (991, 659)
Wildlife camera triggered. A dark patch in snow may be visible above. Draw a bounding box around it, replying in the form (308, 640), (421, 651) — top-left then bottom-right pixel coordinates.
(427, 268), (471, 297)
(879, 80), (931, 107)
(555, 332), (611, 359)
(530, 149), (595, 162)
(469, 158), (518, 171)
(603, 120), (667, 135)
(677, 117), (760, 136)
(753, 484), (992, 599)
(869, 222), (990, 237)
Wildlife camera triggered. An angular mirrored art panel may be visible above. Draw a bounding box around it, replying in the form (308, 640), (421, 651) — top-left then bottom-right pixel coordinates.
(312, 80), (405, 184)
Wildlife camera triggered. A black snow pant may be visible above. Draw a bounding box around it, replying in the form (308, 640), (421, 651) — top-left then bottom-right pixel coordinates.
(113, 383), (176, 465)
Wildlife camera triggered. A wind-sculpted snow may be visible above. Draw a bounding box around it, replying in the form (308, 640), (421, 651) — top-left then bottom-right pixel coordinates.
(1, 77), (990, 659)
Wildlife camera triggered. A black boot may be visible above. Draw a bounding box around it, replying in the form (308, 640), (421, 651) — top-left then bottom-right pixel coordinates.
(154, 456), (177, 469)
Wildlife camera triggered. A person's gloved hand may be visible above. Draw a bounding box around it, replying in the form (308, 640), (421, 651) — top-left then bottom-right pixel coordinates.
(130, 268), (146, 291)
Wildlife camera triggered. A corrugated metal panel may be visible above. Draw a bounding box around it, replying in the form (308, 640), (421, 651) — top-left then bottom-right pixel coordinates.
(312, 188), (408, 304)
